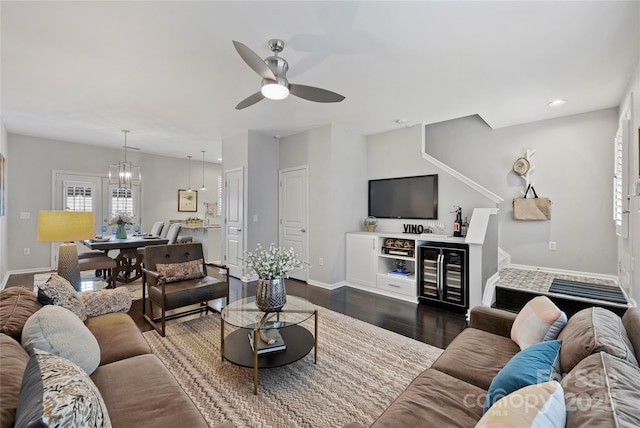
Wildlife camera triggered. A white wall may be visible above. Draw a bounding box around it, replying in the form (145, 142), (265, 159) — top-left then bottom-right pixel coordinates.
(6, 133), (221, 272)
(424, 109), (618, 275)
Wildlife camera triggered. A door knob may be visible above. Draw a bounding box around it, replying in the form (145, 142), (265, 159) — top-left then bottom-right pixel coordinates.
(301, 228), (306, 233)
(237, 228), (242, 232)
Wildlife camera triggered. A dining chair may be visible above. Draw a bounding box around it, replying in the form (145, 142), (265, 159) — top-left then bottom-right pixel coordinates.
(150, 221), (164, 237)
(142, 243), (229, 336)
(165, 223), (192, 245)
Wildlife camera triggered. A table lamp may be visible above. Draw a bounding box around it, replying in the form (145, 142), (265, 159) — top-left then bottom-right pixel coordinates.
(37, 211), (95, 291)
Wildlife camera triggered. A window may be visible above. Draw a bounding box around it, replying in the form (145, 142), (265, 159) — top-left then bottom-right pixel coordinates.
(110, 187), (134, 218)
(64, 181), (94, 212)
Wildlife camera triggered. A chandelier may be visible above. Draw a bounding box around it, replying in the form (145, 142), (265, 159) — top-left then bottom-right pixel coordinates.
(108, 129), (141, 188)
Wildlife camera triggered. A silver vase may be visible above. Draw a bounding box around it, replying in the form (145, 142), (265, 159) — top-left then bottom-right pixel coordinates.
(256, 278), (287, 312)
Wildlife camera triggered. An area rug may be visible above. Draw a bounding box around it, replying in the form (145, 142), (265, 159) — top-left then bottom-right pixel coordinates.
(143, 306), (443, 428)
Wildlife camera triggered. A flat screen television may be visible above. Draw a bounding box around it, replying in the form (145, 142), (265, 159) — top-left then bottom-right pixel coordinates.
(368, 174), (438, 219)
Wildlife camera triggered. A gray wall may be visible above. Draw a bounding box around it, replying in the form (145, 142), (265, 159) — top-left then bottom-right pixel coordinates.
(6, 133), (221, 272)
(247, 132), (279, 253)
(280, 124), (367, 286)
(0, 124), (7, 283)
(424, 109), (618, 274)
(367, 126), (496, 235)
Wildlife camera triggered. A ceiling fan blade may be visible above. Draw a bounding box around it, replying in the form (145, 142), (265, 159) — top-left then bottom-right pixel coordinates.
(235, 91), (265, 110)
(289, 84), (345, 103)
(232, 41), (276, 81)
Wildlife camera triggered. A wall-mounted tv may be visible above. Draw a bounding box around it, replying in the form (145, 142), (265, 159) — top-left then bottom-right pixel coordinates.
(368, 174), (438, 219)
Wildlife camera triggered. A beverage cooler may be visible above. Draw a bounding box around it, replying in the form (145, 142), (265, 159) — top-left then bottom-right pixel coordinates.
(418, 242), (469, 312)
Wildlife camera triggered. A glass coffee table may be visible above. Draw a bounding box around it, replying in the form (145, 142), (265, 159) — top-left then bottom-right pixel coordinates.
(220, 295), (318, 394)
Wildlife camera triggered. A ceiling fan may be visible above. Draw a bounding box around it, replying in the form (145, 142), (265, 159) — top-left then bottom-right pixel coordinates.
(232, 38), (346, 110)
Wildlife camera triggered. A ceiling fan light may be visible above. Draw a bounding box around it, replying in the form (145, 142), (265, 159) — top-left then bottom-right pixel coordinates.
(261, 83), (289, 100)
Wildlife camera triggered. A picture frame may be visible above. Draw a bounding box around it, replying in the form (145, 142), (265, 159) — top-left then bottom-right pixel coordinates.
(178, 189), (198, 212)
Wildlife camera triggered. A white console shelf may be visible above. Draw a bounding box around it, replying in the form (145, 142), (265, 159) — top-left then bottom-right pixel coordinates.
(345, 208), (499, 314)
(346, 231), (466, 304)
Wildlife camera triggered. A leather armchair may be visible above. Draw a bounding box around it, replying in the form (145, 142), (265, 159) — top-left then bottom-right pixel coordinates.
(142, 243), (228, 336)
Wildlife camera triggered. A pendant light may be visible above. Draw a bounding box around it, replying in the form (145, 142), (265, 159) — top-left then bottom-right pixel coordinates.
(108, 130), (141, 189)
(186, 155), (193, 192)
(200, 150), (207, 191)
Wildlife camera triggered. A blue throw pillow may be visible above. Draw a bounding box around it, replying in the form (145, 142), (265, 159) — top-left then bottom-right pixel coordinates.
(483, 339), (562, 413)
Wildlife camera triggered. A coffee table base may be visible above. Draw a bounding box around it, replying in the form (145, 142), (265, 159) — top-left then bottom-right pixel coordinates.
(221, 313), (318, 394)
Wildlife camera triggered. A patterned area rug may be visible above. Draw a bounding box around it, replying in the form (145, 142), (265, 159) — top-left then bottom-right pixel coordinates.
(143, 306), (443, 428)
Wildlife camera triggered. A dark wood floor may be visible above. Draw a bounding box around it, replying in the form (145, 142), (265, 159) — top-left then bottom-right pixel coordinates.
(6, 273), (468, 349)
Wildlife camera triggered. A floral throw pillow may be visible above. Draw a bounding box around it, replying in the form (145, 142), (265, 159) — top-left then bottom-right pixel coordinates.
(156, 259), (205, 283)
(38, 274), (87, 321)
(14, 349), (111, 428)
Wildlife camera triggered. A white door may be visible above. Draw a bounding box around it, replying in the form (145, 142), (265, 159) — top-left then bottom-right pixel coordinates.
(52, 172), (104, 267)
(225, 168), (244, 278)
(279, 167), (308, 282)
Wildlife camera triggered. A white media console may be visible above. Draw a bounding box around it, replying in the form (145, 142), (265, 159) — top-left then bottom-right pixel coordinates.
(345, 208), (499, 316)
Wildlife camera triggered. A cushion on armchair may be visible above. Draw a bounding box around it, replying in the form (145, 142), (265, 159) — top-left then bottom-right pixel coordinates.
(155, 258), (205, 283)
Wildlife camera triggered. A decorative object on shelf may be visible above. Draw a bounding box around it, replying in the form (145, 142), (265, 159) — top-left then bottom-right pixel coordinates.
(244, 244), (308, 312)
(37, 211), (95, 291)
(382, 238), (415, 257)
(395, 259), (406, 272)
(108, 130), (141, 189)
(109, 214), (132, 239)
(363, 216), (378, 232)
(186, 217), (202, 226)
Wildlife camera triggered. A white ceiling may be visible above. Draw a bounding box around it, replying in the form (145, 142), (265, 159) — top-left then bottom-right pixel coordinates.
(2, 1), (638, 163)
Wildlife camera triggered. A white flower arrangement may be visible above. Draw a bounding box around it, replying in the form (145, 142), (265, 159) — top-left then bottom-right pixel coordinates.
(244, 244), (308, 280)
(109, 214), (133, 226)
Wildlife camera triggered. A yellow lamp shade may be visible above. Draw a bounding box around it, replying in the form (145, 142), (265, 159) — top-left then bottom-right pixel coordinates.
(37, 211), (95, 242)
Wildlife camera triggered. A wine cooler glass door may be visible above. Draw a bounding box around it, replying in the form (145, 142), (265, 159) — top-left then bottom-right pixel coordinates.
(420, 247), (440, 299)
(442, 249), (466, 306)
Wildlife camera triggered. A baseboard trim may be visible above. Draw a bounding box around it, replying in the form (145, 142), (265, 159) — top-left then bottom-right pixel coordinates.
(307, 279), (345, 291)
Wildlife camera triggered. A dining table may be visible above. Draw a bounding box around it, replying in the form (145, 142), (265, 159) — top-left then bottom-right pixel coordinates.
(81, 235), (169, 284)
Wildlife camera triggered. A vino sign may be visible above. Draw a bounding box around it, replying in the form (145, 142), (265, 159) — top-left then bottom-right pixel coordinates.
(403, 224), (426, 234)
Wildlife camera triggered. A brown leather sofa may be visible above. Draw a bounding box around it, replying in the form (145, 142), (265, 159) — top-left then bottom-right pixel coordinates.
(0, 287), (234, 428)
(346, 305), (640, 428)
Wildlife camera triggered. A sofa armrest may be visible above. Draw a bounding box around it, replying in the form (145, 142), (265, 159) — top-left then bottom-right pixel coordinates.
(469, 306), (517, 338)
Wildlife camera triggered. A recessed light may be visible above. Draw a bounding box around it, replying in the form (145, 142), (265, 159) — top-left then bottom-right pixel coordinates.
(547, 99), (566, 107)
(217, 158), (222, 161)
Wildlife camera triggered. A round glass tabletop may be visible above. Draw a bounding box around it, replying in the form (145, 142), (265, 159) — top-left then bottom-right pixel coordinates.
(221, 295), (316, 329)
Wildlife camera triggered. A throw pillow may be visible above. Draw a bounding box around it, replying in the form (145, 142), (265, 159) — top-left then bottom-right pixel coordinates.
(511, 295), (567, 350)
(156, 259), (205, 283)
(558, 307), (638, 373)
(0, 287), (42, 342)
(21, 305), (100, 375)
(483, 339), (562, 413)
(561, 352), (640, 428)
(38, 274), (87, 321)
(476, 381), (566, 428)
(14, 349), (111, 428)
(80, 287), (132, 317)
